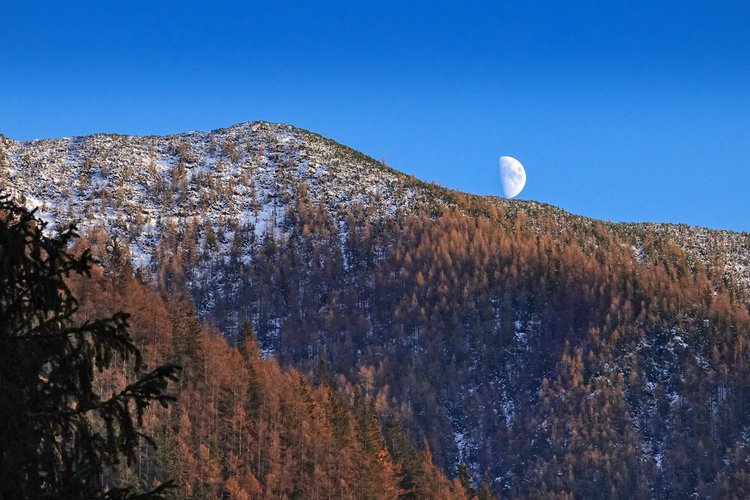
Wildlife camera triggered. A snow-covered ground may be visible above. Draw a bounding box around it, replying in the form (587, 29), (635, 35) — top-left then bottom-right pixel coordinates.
(2, 120), (749, 302)
(1, 122), (431, 273)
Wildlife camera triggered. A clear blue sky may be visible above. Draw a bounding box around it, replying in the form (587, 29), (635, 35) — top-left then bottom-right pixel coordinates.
(2, 1), (749, 231)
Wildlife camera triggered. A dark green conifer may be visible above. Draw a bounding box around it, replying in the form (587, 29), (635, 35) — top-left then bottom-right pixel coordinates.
(458, 461), (474, 496)
(0, 194), (179, 498)
(477, 472), (495, 500)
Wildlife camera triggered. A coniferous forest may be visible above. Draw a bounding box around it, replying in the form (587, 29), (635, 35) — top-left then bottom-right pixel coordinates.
(159, 188), (750, 498)
(2, 125), (750, 498)
(1, 195), (471, 498)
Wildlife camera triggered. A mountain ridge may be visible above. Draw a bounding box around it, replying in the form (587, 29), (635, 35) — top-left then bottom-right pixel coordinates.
(2, 120), (747, 303)
(3, 120), (747, 233)
(3, 120), (746, 233)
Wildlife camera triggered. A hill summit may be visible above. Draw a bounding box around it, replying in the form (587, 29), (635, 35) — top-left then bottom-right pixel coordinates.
(2, 121), (748, 295)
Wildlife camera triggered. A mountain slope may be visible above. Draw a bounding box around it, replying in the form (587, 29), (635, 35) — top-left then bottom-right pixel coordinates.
(2, 122), (748, 302)
(1, 122), (435, 267)
(3, 122), (750, 497)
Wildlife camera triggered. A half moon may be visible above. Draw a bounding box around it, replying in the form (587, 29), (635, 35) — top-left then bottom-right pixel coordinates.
(499, 156), (526, 198)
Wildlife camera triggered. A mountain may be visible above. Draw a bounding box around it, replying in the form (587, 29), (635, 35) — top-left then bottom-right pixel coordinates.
(2, 122), (748, 304)
(2, 122), (748, 303)
(3, 122), (750, 497)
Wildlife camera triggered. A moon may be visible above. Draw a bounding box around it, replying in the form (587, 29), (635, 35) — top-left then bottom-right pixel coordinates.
(499, 156), (526, 198)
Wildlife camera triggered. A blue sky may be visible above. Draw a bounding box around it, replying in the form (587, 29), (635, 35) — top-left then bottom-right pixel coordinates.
(2, 1), (749, 231)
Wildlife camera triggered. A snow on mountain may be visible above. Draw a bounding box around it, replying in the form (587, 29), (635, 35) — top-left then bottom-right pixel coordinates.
(1, 122), (434, 268)
(1, 121), (749, 304)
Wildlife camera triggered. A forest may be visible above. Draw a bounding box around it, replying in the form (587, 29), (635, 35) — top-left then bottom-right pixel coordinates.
(0, 195), (479, 498)
(3, 123), (750, 498)
(152, 182), (750, 498)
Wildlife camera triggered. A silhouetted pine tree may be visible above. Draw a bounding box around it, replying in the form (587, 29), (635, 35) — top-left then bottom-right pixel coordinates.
(0, 194), (179, 498)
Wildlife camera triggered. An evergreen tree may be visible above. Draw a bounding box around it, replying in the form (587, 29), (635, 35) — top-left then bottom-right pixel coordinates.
(457, 461), (474, 497)
(477, 472), (494, 500)
(237, 320), (259, 358)
(168, 297), (206, 385)
(0, 194), (179, 498)
(383, 413), (422, 496)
